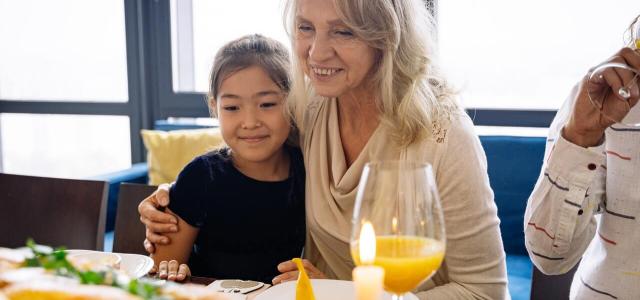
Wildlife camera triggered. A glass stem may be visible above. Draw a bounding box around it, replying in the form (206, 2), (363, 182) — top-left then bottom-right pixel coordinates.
(392, 294), (405, 300)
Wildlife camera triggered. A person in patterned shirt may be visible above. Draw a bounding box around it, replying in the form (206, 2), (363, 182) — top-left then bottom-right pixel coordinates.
(525, 15), (640, 300)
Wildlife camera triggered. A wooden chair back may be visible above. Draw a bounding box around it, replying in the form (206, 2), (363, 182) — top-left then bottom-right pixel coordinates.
(0, 173), (108, 250)
(112, 183), (157, 255)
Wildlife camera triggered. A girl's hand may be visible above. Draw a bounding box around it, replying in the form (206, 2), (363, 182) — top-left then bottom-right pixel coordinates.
(271, 259), (327, 284)
(150, 260), (191, 282)
(138, 183), (178, 251)
(564, 47), (640, 147)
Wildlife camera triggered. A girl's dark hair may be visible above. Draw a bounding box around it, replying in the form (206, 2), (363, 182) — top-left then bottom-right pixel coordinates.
(207, 34), (291, 117)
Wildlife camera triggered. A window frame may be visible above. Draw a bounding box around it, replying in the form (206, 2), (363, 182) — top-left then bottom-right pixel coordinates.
(148, 0), (209, 119)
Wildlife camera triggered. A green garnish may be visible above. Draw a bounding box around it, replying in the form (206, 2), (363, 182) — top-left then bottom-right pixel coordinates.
(128, 279), (167, 299)
(21, 239), (164, 300)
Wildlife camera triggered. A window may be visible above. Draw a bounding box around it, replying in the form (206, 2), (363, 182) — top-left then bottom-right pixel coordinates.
(0, 114), (131, 178)
(438, 0), (640, 110)
(0, 0), (128, 102)
(170, 0), (289, 93)
(0, 0), (137, 178)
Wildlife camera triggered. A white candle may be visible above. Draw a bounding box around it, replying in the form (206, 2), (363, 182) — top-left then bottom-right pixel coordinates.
(353, 222), (385, 300)
(353, 265), (385, 300)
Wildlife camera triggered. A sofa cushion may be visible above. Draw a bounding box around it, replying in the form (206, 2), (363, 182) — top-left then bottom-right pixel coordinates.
(480, 136), (546, 255)
(507, 254), (533, 300)
(141, 128), (225, 185)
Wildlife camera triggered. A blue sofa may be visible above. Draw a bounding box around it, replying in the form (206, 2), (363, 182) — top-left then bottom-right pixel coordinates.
(98, 130), (545, 300)
(481, 136), (545, 299)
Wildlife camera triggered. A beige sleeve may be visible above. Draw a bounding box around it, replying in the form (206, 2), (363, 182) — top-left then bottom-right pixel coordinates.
(416, 115), (509, 299)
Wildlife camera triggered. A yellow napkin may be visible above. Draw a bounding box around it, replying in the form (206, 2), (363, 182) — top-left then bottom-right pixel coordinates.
(293, 258), (316, 300)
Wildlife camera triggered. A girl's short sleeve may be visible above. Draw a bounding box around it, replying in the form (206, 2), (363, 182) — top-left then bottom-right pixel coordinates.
(168, 156), (211, 228)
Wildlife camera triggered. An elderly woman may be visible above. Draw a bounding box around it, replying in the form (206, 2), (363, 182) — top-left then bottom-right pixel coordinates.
(139, 0), (508, 298)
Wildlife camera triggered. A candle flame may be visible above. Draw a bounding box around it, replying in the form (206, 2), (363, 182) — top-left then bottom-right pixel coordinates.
(359, 221), (376, 264)
(392, 217), (398, 233)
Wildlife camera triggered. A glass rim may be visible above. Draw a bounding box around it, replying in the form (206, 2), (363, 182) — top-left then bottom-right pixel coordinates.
(589, 62), (640, 77)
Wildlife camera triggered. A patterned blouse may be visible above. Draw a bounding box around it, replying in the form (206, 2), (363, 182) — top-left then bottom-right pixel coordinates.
(525, 84), (640, 299)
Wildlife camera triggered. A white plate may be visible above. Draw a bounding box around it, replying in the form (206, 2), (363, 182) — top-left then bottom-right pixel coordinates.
(66, 250), (154, 278)
(254, 279), (418, 300)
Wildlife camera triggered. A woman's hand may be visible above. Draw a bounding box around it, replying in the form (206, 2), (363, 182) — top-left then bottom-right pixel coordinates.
(271, 259), (327, 284)
(564, 47), (640, 147)
(138, 183), (178, 253)
(149, 260), (191, 282)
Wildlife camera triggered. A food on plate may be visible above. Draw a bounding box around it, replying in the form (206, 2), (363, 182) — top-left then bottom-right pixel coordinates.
(0, 249), (24, 273)
(3, 281), (140, 300)
(67, 252), (122, 270)
(0, 241), (228, 300)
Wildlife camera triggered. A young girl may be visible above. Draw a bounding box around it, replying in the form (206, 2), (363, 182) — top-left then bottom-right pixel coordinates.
(151, 34), (305, 284)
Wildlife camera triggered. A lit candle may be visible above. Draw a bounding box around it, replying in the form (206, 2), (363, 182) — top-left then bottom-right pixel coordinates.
(353, 222), (385, 300)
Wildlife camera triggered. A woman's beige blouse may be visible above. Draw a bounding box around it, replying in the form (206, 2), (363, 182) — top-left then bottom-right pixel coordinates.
(301, 98), (509, 299)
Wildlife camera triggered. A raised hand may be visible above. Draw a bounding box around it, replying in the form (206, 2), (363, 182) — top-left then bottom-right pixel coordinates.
(564, 47), (640, 147)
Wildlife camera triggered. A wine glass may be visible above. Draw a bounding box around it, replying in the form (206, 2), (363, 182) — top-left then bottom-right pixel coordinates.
(587, 62), (640, 127)
(350, 161), (446, 300)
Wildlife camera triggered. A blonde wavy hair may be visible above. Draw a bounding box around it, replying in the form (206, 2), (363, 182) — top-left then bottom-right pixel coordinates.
(284, 0), (460, 146)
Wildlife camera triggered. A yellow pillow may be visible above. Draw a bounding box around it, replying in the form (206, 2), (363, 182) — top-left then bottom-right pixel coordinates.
(141, 128), (226, 185)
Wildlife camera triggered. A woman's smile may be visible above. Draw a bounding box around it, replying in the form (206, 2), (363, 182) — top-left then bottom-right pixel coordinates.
(310, 65), (343, 75)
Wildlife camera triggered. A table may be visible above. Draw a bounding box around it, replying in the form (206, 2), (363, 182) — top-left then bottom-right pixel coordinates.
(147, 274), (270, 299)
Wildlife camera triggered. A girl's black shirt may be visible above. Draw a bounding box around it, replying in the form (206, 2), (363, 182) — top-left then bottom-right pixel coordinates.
(168, 146), (305, 283)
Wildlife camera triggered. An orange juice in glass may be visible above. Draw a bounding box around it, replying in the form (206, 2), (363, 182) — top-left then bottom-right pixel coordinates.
(351, 161), (446, 299)
(352, 236), (445, 294)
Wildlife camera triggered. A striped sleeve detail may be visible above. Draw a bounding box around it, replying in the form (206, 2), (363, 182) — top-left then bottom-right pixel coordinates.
(581, 276), (618, 299)
(544, 173), (569, 191)
(563, 199), (581, 208)
(609, 126), (640, 132)
(604, 150), (631, 161)
(531, 250), (564, 261)
(598, 232), (617, 246)
(604, 207), (636, 220)
(527, 222), (555, 240)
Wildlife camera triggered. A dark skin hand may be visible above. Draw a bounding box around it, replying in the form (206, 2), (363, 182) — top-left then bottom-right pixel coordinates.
(563, 47), (640, 147)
